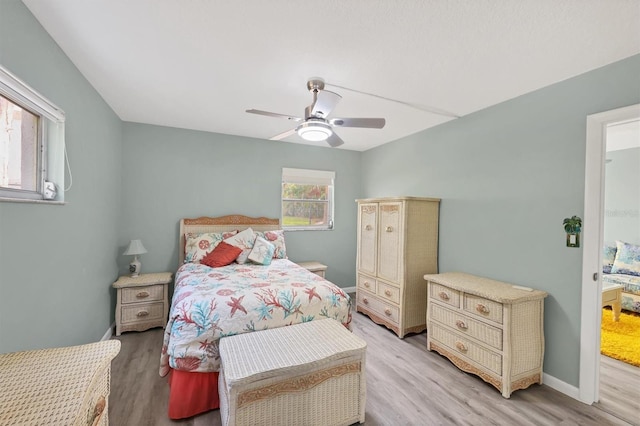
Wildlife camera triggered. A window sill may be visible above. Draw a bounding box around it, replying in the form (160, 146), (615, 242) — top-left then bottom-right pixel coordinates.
(0, 197), (66, 205)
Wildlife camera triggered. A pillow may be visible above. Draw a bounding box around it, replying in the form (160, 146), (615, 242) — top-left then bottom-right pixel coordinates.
(235, 249), (251, 264)
(247, 236), (276, 265)
(610, 240), (640, 277)
(603, 244), (617, 274)
(184, 231), (237, 263)
(255, 230), (287, 259)
(201, 241), (242, 268)
(224, 228), (256, 251)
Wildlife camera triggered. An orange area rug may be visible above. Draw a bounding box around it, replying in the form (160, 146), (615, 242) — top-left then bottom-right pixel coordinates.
(601, 308), (640, 367)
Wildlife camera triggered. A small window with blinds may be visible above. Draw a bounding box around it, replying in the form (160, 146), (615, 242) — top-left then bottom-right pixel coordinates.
(281, 168), (335, 231)
(0, 65), (65, 202)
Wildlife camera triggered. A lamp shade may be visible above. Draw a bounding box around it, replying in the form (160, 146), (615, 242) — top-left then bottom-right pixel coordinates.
(123, 239), (147, 256)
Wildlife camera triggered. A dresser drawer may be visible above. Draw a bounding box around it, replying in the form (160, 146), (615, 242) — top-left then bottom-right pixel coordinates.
(377, 281), (400, 304)
(357, 274), (377, 293)
(121, 285), (164, 304)
(357, 291), (400, 324)
(464, 294), (503, 324)
(430, 304), (503, 350)
(429, 283), (460, 308)
(121, 302), (165, 324)
(430, 323), (502, 375)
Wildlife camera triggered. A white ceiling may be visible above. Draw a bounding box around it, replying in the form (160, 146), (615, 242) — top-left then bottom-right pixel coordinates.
(22, 0), (640, 151)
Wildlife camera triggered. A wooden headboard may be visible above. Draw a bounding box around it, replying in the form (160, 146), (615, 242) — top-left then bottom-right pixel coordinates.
(179, 215), (280, 264)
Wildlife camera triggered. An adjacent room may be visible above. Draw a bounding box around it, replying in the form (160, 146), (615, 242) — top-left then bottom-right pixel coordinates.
(1, 1), (639, 425)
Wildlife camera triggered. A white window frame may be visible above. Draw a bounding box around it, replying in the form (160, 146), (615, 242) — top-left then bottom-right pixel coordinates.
(281, 168), (335, 231)
(0, 65), (65, 202)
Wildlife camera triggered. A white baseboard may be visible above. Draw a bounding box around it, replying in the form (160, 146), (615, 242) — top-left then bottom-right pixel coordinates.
(543, 373), (581, 401)
(342, 286), (356, 294)
(101, 322), (115, 341)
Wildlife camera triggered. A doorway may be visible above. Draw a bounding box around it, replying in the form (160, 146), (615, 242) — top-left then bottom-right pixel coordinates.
(579, 104), (640, 411)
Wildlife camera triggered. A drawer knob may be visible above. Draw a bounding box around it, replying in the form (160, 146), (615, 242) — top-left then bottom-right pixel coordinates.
(364, 281), (370, 288)
(384, 289), (392, 296)
(136, 291), (149, 298)
(385, 226), (393, 232)
(384, 308), (392, 316)
(476, 304), (490, 314)
(363, 298), (369, 305)
(455, 341), (468, 352)
(365, 225), (372, 231)
(455, 320), (468, 330)
(136, 310), (149, 317)
(438, 292), (450, 301)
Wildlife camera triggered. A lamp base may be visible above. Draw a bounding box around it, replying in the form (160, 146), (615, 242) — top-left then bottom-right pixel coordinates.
(129, 256), (141, 277)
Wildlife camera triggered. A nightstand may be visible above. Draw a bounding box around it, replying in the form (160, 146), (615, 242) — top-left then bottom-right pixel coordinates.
(297, 261), (328, 278)
(113, 272), (172, 336)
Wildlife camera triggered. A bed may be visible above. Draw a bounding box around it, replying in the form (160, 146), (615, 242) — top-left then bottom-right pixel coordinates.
(159, 215), (352, 419)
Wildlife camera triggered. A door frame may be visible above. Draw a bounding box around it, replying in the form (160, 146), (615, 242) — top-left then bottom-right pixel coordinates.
(579, 103), (640, 403)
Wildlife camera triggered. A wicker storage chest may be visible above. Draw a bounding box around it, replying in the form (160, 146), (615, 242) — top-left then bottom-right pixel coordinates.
(218, 319), (367, 426)
(356, 196), (440, 338)
(0, 340), (121, 425)
(424, 272), (547, 398)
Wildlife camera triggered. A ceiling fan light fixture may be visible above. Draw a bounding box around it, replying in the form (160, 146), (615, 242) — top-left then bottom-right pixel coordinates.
(296, 120), (333, 141)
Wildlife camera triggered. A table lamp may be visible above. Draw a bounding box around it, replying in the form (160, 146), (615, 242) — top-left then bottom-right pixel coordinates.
(123, 239), (147, 277)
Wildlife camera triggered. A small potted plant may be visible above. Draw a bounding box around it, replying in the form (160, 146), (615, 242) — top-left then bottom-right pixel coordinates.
(563, 216), (582, 247)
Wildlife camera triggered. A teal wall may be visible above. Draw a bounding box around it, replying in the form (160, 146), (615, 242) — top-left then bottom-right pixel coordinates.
(0, 0), (123, 353)
(119, 123), (361, 290)
(604, 147), (639, 245)
(2, 0), (640, 393)
(361, 54), (640, 387)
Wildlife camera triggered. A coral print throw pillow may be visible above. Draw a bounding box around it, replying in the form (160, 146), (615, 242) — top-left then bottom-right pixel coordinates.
(184, 231), (237, 263)
(224, 228), (256, 250)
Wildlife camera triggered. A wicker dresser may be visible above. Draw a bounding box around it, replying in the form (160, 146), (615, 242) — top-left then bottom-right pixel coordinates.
(424, 272), (547, 398)
(356, 197), (440, 338)
(0, 340), (121, 425)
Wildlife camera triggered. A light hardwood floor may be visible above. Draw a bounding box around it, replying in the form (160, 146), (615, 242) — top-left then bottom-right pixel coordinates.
(109, 311), (637, 426)
(597, 352), (640, 424)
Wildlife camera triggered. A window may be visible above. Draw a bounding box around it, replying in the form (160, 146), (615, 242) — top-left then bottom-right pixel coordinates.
(282, 168), (335, 231)
(0, 65), (65, 202)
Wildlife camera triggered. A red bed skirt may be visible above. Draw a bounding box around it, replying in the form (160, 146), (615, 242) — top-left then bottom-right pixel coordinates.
(167, 369), (220, 419)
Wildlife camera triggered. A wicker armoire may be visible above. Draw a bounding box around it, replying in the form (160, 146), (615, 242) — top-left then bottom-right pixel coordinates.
(355, 196), (440, 338)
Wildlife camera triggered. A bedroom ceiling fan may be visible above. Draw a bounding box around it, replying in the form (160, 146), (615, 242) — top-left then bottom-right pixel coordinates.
(246, 78), (386, 148)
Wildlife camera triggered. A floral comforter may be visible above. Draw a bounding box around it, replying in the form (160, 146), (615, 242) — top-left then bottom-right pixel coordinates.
(159, 259), (352, 376)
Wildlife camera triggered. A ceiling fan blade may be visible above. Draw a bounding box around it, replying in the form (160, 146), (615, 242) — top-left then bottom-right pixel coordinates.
(246, 109), (303, 122)
(330, 117), (386, 129)
(269, 128), (297, 141)
(310, 90), (342, 118)
(326, 132), (345, 148)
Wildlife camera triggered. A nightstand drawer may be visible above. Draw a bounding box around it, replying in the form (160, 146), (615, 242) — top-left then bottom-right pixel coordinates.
(121, 285), (164, 304)
(121, 302), (165, 324)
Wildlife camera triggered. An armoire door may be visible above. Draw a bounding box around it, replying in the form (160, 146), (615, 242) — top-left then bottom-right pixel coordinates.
(357, 203), (378, 275)
(377, 202), (403, 283)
